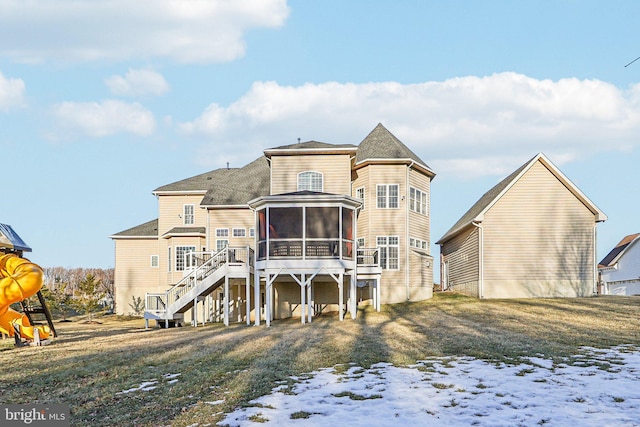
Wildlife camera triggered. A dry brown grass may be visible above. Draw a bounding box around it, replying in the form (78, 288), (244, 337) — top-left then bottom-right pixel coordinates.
(1, 292), (639, 426)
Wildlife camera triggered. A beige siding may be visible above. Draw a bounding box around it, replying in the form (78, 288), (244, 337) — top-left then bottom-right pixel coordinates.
(352, 167), (369, 246)
(408, 168), (431, 246)
(270, 154), (352, 195)
(441, 226), (480, 297)
(166, 236), (207, 285)
(207, 208), (255, 250)
(408, 250), (434, 300)
(273, 279), (343, 319)
(482, 161), (596, 298)
(113, 238), (160, 315)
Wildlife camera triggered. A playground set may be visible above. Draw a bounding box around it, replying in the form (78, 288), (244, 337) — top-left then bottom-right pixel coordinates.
(0, 223), (56, 346)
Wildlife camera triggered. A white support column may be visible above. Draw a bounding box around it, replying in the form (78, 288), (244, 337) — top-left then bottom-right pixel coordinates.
(339, 273), (344, 321)
(266, 275), (272, 327)
(237, 283), (242, 323)
(246, 274), (251, 326)
(350, 273), (357, 319)
(376, 277), (381, 311)
(300, 274), (306, 325)
(307, 277), (312, 323)
(223, 276), (230, 327)
(192, 297), (198, 327)
(254, 271), (261, 326)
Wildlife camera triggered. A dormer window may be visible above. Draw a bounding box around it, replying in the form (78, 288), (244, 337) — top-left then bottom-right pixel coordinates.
(297, 171), (323, 192)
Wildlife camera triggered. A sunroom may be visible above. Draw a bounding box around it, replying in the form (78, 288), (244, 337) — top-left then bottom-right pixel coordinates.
(248, 191), (362, 325)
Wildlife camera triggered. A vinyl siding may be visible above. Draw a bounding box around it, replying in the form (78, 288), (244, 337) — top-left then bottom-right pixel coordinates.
(440, 226), (480, 297)
(270, 154), (352, 195)
(352, 167), (369, 246)
(166, 235), (206, 285)
(409, 250), (434, 300)
(207, 208), (255, 250)
(482, 161), (596, 298)
(408, 169), (431, 247)
(113, 238), (160, 315)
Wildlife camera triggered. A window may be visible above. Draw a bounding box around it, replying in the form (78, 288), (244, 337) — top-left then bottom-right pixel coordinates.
(233, 228), (246, 237)
(297, 171), (323, 192)
(216, 239), (229, 251)
(357, 238), (365, 248)
(377, 236), (399, 270)
(175, 246), (196, 271)
(409, 187), (428, 215)
(376, 184), (399, 209)
(249, 228), (255, 237)
(167, 248), (171, 272)
(410, 237), (428, 250)
(183, 204), (194, 225)
(355, 187), (365, 210)
(150, 255), (159, 268)
(216, 228), (229, 238)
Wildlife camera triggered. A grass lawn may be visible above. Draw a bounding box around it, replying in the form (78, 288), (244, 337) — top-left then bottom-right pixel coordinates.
(1, 292), (639, 426)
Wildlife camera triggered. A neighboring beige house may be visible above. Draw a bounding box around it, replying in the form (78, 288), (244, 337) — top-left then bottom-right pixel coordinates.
(598, 233), (640, 295)
(111, 124), (436, 326)
(436, 153), (606, 299)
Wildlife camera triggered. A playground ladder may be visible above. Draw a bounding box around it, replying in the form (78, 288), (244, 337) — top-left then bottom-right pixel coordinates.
(20, 290), (57, 338)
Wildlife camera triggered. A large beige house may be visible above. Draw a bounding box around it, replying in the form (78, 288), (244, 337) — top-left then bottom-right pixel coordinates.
(111, 124), (436, 326)
(436, 153), (606, 299)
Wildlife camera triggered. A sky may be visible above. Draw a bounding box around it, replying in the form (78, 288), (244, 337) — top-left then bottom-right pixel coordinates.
(116, 345), (640, 426)
(2, 0), (640, 270)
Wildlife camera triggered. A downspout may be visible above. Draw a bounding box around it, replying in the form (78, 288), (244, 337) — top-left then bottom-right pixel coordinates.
(471, 222), (484, 298)
(405, 161), (415, 301)
(593, 224), (598, 295)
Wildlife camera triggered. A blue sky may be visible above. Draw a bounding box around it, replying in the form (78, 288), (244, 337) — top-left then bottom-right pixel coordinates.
(2, 0), (640, 273)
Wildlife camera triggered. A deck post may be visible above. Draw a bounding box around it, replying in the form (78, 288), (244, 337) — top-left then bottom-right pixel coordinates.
(254, 271), (261, 326)
(192, 297), (198, 327)
(376, 278), (381, 311)
(307, 277), (312, 323)
(223, 276), (229, 327)
(300, 274), (306, 325)
(246, 274), (251, 326)
(266, 274), (272, 327)
(339, 273), (344, 321)
(350, 273), (357, 319)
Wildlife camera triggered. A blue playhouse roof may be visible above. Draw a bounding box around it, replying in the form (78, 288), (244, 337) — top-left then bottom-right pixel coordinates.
(0, 223), (32, 252)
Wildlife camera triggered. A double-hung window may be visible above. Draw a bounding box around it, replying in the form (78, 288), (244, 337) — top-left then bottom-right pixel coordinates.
(175, 246), (196, 271)
(377, 184), (399, 209)
(216, 228), (229, 252)
(183, 204), (195, 225)
(355, 187), (365, 210)
(298, 171), (323, 192)
(409, 187), (428, 215)
(377, 236), (399, 270)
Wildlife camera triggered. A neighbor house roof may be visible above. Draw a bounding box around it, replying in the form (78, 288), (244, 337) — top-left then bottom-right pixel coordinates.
(0, 223), (32, 252)
(200, 156), (271, 207)
(436, 153), (607, 244)
(355, 123), (435, 177)
(153, 168), (239, 194)
(598, 233), (640, 268)
(111, 219), (159, 239)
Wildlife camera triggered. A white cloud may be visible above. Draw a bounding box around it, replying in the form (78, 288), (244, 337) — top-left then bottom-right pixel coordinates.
(105, 69), (170, 97)
(0, 0), (289, 64)
(0, 71), (26, 111)
(180, 73), (640, 177)
(50, 100), (156, 139)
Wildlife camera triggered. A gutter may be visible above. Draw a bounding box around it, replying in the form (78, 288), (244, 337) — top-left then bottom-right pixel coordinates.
(471, 221), (484, 298)
(405, 161), (415, 301)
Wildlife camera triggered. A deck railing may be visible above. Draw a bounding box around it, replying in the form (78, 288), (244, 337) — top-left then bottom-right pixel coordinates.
(145, 246), (253, 317)
(356, 247), (379, 267)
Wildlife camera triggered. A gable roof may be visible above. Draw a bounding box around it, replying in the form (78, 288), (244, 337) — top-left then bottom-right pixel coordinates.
(200, 156), (271, 207)
(111, 218), (159, 239)
(355, 123), (435, 176)
(436, 153), (607, 244)
(598, 233), (640, 268)
(0, 223), (32, 252)
(153, 167), (238, 194)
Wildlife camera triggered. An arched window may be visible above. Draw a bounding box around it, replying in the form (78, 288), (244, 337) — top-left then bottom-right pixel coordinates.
(297, 171), (323, 192)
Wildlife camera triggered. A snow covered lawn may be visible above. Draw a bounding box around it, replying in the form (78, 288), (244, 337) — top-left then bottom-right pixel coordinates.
(221, 345), (640, 426)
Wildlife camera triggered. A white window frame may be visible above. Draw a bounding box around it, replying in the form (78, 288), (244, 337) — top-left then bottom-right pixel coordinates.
(355, 186), (365, 210)
(249, 228), (255, 238)
(377, 236), (400, 270)
(175, 246), (196, 271)
(150, 255), (159, 268)
(183, 204), (195, 225)
(233, 228), (246, 238)
(167, 247), (172, 272)
(357, 237), (365, 248)
(216, 228), (229, 238)
(297, 171), (323, 192)
(376, 184), (399, 209)
(409, 187), (428, 215)
(410, 236), (428, 250)
(216, 239), (229, 252)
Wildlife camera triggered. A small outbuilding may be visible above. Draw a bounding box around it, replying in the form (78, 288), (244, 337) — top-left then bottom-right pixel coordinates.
(598, 233), (640, 296)
(436, 153), (607, 299)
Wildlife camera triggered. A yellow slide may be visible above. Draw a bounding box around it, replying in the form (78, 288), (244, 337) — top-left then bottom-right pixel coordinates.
(0, 253), (51, 340)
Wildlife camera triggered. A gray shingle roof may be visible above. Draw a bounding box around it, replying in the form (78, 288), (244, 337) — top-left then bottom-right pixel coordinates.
(356, 123), (431, 170)
(154, 168), (238, 193)
(599, 233), (640, 267)
(269, 140), (356, 150)
(436, 159), (530, 244)
(111, 218), (158, 238)
(200, 156), (271, 206)
(162, 227), (206, 237)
